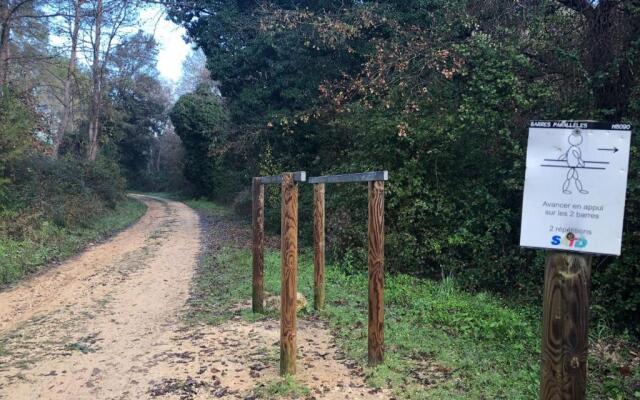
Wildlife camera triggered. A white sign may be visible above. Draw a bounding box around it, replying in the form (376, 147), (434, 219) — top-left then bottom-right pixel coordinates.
(520, 121), (632, 255)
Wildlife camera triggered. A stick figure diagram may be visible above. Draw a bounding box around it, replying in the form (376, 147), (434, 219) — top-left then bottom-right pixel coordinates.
(559, 129), (588, 194)
(540, 128), (610, 195)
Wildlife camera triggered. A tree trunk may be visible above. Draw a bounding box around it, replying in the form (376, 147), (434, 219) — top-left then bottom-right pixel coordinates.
(54, 0), (83, 158)
(554, 1), (635, 120)
(583, 1), (625, 119)
(154, 141), (161, 172)
(87, 0), (103, 161)
(0, 0), (11, 89)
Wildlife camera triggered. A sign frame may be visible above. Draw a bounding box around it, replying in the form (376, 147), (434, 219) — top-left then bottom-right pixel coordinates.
(520, 120), (632, 256)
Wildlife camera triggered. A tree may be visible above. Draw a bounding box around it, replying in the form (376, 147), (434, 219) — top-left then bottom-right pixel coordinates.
(103, 31), (171, 189)
(0, 0), (31, 87)
(148, 124), (187, 192)
(0, 88), (34, 185)
(553, 0), (639, 119)
(83, 0), (140, 161)
(53, 0), (84, 158)
(0, 0), (55, 90)
(175, 48), (216, 98)
(169, 84), (227, 197)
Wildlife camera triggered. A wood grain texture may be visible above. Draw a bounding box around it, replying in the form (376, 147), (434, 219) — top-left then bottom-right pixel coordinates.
(540, 251), (592, 400)
(367, 180), (385, 366)
(313, 183), (326, 311)
(251, 178), (265, 313)
(280, 173), (298, 375)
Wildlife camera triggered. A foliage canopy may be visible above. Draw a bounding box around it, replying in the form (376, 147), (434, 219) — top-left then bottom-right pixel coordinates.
(168, 0), (640, 333)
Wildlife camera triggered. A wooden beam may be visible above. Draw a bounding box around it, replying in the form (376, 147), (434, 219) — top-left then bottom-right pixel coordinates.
(251, 177), (265, 313)
(280, 173), (298, 375)
(307, 171), (389, 184)
(313, 183), (325, 311)
(367, 180), (385, 366)
(260, 171), (306, 185)
(540, 251), (591, 400)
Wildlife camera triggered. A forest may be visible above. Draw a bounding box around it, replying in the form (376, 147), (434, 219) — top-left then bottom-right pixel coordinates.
(2, 0), (639, 335)
(0, 0), (638, 398)
(165, 0), (640, 336)
(0, 0), (189, 283)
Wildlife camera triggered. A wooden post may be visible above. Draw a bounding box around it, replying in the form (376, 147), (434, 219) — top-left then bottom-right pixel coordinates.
(280, 173), (298, 375)
(252, 177), (265, 313)
(367, 180), (385, 366)
(313, 183), (325, 311)
(540, 251), (592, 400)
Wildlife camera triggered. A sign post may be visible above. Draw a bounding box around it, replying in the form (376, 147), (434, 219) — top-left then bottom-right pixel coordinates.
(520, 121), (632, 400)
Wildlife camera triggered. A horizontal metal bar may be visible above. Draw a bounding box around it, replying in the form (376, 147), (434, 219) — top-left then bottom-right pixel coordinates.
(307, 171), (388, 184)
(258, 171), (307, 185)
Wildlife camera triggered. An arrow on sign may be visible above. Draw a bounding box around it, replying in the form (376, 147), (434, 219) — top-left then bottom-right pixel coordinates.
(598, 147), (619, 153)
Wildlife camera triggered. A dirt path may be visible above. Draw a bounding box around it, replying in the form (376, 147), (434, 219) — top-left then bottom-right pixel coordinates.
(0, 196), (386, 400)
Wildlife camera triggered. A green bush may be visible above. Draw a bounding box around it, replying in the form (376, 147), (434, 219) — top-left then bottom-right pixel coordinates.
(0, 89), (35, 203)
(0, 150), (138, 287)
(170, 85), (229, 199)
(2, 154), (126, 238)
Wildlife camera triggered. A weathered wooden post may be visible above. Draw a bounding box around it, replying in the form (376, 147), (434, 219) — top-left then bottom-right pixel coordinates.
(308, 171), (388, 365)
(313, 183), (325, 311)
(540, 251), (591, 400)
(367, 180), (385, 366)
(519, 121), (632, 400)
(252, 177), (265, 313)
(255, 171), (305, 374)
(280, 172), (299, 375)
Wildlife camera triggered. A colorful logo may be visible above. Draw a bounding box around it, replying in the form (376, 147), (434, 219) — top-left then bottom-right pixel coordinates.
(551, 232), (588, 249)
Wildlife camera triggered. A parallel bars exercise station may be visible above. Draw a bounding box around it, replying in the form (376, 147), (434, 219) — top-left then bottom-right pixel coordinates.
(251, 170), (388, 376)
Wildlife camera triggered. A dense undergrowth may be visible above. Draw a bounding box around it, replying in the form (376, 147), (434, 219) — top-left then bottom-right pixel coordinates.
(0, 154), (145, 286)
(0, 198), (145, 285)
(189, 200), (640, 400)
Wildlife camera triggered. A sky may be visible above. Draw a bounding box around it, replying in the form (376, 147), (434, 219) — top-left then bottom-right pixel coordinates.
(138, 6), (194, 86)
(48, 4), (195, 89)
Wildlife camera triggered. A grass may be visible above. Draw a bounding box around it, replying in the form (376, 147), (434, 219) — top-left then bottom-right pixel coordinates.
(184, 198), (233, 217)
(187, 200), (640, 400)
(255, 375), (311, 399)
(0, 198), (146, 286)
(187, 246), (280, 325)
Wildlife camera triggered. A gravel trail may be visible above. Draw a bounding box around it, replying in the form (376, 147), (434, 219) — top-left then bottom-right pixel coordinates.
(0, 195), (387, 400)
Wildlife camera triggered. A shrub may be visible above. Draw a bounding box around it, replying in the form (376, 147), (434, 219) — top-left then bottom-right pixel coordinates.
(0, 146), (135, 286)
(1, 154), (126, 238)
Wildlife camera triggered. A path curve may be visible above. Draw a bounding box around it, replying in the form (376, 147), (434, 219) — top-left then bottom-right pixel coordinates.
(0, 195), (389, 400)
(0, 195), (201, 399)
